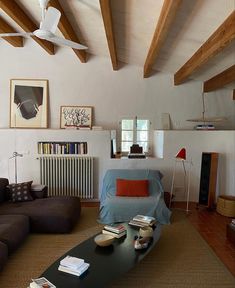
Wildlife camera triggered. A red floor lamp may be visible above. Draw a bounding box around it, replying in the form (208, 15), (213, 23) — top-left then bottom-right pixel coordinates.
(169, 148), (192, 213)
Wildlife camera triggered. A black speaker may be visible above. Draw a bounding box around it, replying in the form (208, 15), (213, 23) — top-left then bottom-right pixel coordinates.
(198, 152), (218, 208)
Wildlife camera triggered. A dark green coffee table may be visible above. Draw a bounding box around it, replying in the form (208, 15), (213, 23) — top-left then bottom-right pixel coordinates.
(41, 223), (161, 288)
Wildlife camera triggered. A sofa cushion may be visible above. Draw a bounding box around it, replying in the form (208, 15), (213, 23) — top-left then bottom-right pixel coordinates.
(0, 241), (8, 271)
(0, 215), (29, 253)
(7, 181), (33, 202)
(0, 178), (9, 203)
(116, 179), (149, 197)
(0, 196), (81, 233)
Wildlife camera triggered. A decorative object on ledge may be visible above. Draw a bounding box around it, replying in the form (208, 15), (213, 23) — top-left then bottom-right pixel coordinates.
(128, 144), (146, 158)
(170, 148), (192, 213)
(187, 90), (227, 124)
(60, 106), (92, 129)
(10, 79), (48, 128)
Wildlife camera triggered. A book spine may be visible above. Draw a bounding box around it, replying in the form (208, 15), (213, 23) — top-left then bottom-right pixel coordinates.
(58, 266), (81, 276)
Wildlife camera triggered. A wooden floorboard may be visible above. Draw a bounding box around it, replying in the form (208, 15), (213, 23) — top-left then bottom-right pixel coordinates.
(172, 202), (235, 277)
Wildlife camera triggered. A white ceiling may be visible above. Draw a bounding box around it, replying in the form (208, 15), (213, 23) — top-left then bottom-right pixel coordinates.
(0, 0), (235, 87)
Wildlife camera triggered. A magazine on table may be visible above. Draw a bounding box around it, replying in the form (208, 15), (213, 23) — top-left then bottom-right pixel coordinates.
(30, 277), (56, 288)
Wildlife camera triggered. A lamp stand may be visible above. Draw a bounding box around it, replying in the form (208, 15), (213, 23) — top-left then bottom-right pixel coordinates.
(9, 152), (23, 184)
(169, 159), (192, 213)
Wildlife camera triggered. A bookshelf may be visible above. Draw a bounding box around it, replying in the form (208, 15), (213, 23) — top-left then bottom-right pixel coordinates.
(37, 141), (88, 155)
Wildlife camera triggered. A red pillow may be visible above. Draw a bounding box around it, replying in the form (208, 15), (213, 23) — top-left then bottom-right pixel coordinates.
(116, 179), (149, 197)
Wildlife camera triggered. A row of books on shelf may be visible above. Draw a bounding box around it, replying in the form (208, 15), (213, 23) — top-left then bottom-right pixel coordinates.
(37, 142), (88, 155)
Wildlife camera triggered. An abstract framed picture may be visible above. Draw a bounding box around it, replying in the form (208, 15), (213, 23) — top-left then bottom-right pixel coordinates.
(10, 79), (48, 128)
(60, 106), (92, 129)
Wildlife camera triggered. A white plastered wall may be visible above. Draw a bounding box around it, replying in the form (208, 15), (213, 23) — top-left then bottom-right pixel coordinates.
(0, 40), (234, 200)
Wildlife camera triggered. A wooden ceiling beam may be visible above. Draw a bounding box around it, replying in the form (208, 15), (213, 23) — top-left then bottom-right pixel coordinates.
(0, 0), (54, 54)
(99, 0), (118, 70)
(144, 0), (182, 78)
(203, 65), (235, 92)
(174, 10), (235, 85)
(48, 0), (87, 63)
(0, 16), (23, 47)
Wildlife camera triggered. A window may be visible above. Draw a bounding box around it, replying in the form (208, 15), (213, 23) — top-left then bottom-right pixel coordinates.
(121, 117), (150, 153)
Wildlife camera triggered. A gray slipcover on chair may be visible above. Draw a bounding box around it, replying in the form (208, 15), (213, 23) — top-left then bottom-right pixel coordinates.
(99, 169), (171, 224)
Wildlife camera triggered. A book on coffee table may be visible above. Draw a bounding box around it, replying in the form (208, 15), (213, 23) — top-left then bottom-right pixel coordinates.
(129, 215), (156, 228)
(103, 224), (126, 234)
(102, 229), (127, 238)
(58, 262), (90, 277)
(30, 277), (56, 288)
(133, 215), (156, 225)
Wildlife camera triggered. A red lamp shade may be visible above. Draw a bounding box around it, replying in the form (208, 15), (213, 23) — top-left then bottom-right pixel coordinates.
(175, 148), (186, 160)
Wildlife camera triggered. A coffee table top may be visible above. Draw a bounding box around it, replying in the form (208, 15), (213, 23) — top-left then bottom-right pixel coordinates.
(41, 223), (162, 288)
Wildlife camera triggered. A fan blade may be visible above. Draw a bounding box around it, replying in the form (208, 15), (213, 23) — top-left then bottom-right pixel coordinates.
(0, 32), (33, 37)
(40, 7), (61, 34)
(46, 35), (88, 50)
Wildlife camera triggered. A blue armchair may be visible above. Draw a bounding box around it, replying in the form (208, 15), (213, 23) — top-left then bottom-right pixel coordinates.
(99, 169), (171, 224)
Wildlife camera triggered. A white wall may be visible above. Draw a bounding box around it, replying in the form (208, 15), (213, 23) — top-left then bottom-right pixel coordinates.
(0, 40), (234, 134)
(0, 40), (234, 201)
(0, 129), (234, 202)
(153, 131), (235, 201)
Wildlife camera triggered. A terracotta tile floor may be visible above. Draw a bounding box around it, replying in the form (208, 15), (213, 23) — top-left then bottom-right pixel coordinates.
(172, 202), (235, 277)
(82, 201), (235, 277)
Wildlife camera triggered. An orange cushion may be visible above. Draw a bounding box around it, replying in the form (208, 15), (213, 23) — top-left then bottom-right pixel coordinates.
(116, 179), (149, 197)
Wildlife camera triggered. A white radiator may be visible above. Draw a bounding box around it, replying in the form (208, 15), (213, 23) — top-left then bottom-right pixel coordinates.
(39, 156), (94, 198)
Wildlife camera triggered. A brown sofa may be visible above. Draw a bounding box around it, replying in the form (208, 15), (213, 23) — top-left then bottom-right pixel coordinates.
(0, 178), (81, 271)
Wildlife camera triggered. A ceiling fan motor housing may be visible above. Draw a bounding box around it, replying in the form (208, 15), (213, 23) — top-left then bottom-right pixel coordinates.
(33, 29), (54, 39)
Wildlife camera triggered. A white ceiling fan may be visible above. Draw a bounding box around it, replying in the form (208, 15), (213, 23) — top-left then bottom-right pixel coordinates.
(0, 0), (87, 50)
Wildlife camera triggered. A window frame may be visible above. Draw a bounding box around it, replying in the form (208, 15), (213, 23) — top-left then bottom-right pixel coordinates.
(120, 117), (151, 155)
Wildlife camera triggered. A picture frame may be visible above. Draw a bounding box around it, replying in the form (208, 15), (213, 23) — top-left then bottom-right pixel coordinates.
(10, 79), (48, 128)
(60, 106), (93, 129)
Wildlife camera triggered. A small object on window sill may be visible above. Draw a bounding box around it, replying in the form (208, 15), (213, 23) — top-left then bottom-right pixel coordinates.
(128, 153), (146, 159)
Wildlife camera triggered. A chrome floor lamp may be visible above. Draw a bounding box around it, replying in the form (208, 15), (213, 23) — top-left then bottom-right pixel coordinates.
(9, 152), (23, 184)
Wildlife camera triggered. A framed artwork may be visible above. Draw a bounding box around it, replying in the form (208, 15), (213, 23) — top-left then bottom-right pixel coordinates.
(60, 106), (92, 128)
(10, 79), (48, 128)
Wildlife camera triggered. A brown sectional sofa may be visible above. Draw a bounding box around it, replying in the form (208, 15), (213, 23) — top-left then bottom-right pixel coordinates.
(0, 178), (81, 271)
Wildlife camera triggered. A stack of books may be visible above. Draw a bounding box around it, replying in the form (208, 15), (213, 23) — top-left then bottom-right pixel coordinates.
(102, 224), (127, 238)
(129, 215), (156, 228)
(58, 255), (90, 277)
(195, 124), (215, 130)
(30, 277), (55, 288)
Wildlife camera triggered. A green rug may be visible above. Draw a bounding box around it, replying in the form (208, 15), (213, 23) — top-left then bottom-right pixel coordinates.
(0, 208), (234, 288)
